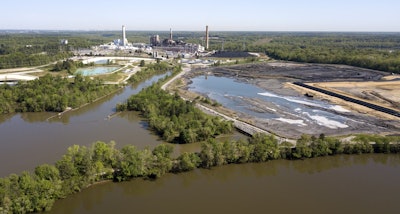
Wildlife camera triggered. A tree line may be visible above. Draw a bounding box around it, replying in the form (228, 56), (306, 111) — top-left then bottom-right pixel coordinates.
(1, 133), (399, 213)
(127, 61), (175, 84)
(51, 59), (95, 74)
(0, 34), (70, 69)
(0, 32), (111, 69)
(0, 74), (119, 114)
(248, 33), (400, 73)
(205, 32), (400, 73)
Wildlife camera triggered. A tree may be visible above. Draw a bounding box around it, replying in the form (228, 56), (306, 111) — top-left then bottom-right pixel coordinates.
(174, 152), (201, 172)
(279, 141), (294, 159)
(91, 141), (117, 168)
(34, 164), (60, 182)
(199, 141), (216, 168)
(139, 60), (145, 67)
(293, 135), (313, 159)
(310, 138), (332, 157)
(250, 134), (280, 162)
(149, 144), (174, 178)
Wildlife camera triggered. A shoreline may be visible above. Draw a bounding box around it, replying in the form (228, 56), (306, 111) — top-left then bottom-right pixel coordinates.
(46, 86), (124, 121)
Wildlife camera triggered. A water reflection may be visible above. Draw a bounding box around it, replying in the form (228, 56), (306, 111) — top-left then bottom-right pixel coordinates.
(0, 113), (14, 124)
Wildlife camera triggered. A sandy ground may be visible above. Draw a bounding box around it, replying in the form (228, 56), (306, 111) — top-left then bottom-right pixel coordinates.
(310, 81), (400, 111)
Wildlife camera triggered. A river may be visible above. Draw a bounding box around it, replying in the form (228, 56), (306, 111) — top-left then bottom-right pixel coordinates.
(49, 154), (400, 214)
(0, 73), (200, 177)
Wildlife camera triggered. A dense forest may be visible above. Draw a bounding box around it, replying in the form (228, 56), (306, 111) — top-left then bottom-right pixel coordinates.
(117, 83), (234, 144)
(1, 133), (399, 213)
(0, 74), (119, 114)
(0, 34), (69, 69)
(262, 34), (400, 73)
(205, 32), (400, 73)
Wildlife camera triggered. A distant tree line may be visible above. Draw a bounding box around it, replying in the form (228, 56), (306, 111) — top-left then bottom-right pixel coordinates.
(0, 52), (72, 69)
(0, 33), (110, 69)
(205, 32), (400, 73)
(0, 74), (119, 114)
(1, 133), (399, 213)
(247, 33), (400, 73)
(0, 34), (69, 69)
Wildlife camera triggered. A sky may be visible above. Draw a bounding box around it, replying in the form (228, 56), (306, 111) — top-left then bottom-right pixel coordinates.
(1, 0), (399, 31)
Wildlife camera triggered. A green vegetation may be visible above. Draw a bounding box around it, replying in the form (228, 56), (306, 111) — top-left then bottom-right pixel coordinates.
(1, 134), (399, 213)
(205, 32), (400, 73)
(0, 74), (119, 114)
(0, 33), (85, 69)
(121, 62), (233, 144)
(127, 61), (175, 84)
(51, 59), (94, 74)
(117, 83), (233, 144)
(249, 33), (400, 73)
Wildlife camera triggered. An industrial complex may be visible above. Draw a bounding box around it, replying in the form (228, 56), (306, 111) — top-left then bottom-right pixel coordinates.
(80, 25), (210, 59)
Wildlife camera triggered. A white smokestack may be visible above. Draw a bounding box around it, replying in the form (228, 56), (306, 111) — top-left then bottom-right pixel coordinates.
(205, 25), (209, 50)
(122, 25), (126, 46)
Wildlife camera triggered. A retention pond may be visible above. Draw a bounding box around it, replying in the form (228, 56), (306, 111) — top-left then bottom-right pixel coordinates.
(75, 66), (120, 76)
(188, 75), (393, 138)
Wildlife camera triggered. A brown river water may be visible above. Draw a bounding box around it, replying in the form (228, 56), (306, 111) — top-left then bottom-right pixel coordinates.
(0, 74), (193, 177)
(1, 73), (399, 213)
(49, 154), (400, 214)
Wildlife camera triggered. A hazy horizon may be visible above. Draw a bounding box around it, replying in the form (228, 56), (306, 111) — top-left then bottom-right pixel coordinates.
(1, 0), (399, 32)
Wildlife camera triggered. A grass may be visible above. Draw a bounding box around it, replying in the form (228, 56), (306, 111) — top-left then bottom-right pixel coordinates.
(94, 72), (127, 83)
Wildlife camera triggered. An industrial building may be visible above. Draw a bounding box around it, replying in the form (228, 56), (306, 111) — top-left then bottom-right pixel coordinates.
(150, 26), (209, 57)
(77, 25), (210, 58)
(96, 25), (151, 53)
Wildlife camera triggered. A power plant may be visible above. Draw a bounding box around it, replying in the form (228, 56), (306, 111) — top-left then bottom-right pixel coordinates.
(83, 25), (211, 58)
(149, 26), (211, 56)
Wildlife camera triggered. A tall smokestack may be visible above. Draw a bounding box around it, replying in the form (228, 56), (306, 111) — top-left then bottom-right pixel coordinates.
(205, 25), (209, 50)
(122, 25), (126, 46)
(169, 28), (173, 41)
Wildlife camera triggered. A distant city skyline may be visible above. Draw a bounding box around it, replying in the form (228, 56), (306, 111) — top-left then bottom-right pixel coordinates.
(1, 0), (399, 32)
